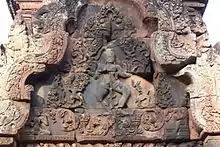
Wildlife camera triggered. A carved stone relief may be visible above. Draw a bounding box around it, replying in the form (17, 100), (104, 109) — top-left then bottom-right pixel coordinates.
(0, 0), (217, 146)
(0, 1), (67, 145)
(19, 142), (203, 147)
(174, 47), (220, 136)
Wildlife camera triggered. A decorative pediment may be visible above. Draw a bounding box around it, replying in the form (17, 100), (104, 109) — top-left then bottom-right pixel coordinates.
(0, 0), (217, 146)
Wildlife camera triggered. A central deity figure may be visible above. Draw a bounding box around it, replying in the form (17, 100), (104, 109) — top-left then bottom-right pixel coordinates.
(94, 47), (132, 108)
(84, 44), (132, 110)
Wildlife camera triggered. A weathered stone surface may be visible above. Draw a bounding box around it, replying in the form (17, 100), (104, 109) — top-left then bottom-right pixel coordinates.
(19, 2), (42, 10)
(0, 0), (67, 138)
(121, 75), (155, 109)
(17, 0), (43, 21)
(76, 142), (203, 147)
(150, 0), (196, 73)
(19, 108), (76, 141)
(70, 2), (153, 112)
(0, 0), (215, 146)
(174, 47), (220, 135)
(115, 109), (164, 141)
(204, 136), (220, 147)
(75, 108), (189, 142)
(76, 112), (115, 142)
(19, 142), (203, 147)
(188, 109), (200, 140)
(0, 137), (14, 146)
(0, 0), (68, 143)
(21, 143), (76, 147)
(153, 72), (188, 109)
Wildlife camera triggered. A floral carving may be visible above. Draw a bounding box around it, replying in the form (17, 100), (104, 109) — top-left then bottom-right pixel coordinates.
(0, 0), (68, 140)
(174, 47), (220, 136)
(150, 0), (205, 73)
(77, 113), (115, 142)
(141, 109), (164, 131)
(0, 0), (212, 146)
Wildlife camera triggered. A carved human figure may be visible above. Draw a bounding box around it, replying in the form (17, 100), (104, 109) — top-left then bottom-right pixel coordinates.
(94, 47), (132, 108)
(39, 114), (51, 135)
(58, 110), (75, 132)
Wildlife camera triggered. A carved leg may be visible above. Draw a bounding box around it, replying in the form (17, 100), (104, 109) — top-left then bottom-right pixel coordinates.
(112, 80), (131, 108)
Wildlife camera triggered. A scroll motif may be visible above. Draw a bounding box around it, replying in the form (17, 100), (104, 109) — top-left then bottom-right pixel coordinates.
(150, 0), (207, 73)
(173, 46), (220, 135)
(76, 113), (115, 142)
(19, 108), (76, 141)
(7, 0), (210, 146)
(115, 108), (189, 141)
(0, 0), (68, 137)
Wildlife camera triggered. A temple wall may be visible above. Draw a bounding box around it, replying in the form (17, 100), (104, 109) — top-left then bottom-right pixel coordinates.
(1, 0), (220, 147)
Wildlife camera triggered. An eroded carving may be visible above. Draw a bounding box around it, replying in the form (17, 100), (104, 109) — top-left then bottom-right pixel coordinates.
(19, 108), (76, 141)
(20, 142), (203, 147)
(150, 0), (208, 73)
(0, 0), (213, 146)
(175, 48), (220, 135)
(115, 108), (189, 141)
(76, 112), (115, 142)
(0, 1), (67, 138)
